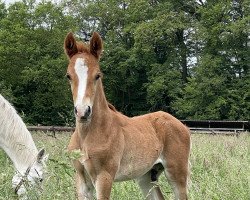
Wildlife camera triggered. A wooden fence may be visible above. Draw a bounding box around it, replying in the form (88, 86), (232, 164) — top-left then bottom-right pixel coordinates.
(27, 120), (250, 134)
(181, 120), (249, 133)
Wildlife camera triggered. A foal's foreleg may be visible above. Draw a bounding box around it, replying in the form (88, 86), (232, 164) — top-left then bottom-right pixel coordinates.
(95, 171), (114, 200)
(75, 173), (94, 200)
(74, 160), (94, 200)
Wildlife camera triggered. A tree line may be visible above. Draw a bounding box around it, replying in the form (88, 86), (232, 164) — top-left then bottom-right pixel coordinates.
(0, 0), (249, 125)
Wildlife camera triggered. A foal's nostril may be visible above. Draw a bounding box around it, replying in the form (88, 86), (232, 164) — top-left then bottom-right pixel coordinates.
(84, 106), (91, 118)
(87, 106), (91, 115)
(74, 107), (77, 114)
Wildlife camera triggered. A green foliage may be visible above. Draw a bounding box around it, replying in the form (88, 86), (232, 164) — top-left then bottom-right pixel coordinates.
(0, 0), (249, 124)
(0, 0), (76, 125)
(0, 81), (15, 102)
(172, 0), (249, 120)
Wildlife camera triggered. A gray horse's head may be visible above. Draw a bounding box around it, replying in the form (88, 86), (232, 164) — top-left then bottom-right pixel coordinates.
(12, 149), (48, 199)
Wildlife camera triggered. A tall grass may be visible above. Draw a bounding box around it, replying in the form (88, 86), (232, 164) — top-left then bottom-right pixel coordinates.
(0, 132), (249, 199)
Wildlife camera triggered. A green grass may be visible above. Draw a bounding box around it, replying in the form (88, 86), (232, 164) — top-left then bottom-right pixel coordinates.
(0, 132), (249, 199)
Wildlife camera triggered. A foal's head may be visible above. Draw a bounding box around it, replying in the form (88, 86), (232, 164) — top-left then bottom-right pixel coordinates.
(64, 32), (103, 123)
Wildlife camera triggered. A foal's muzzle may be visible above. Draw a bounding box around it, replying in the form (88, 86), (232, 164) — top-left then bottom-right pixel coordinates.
(74, 105), (92, 121)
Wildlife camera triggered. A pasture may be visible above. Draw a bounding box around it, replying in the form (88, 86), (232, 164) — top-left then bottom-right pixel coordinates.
(0, 132), (249, 199)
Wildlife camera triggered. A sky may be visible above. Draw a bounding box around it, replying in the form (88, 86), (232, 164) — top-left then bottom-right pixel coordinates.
(3, 0), (25, 6)
(3, 0), (62, 6)
(4, 0), (19, 4)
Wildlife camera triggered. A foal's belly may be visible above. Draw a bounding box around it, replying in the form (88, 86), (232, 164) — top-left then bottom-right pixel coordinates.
(114, 157), (160, 182)
(114, 148), (162, 181)
(114, 126), (163, 181)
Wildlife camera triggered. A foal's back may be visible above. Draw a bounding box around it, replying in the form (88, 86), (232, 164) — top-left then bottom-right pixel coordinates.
(121, 110), (190, 143)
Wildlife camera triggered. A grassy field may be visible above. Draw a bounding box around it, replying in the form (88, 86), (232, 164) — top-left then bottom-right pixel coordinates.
(0, 132), (249, 199)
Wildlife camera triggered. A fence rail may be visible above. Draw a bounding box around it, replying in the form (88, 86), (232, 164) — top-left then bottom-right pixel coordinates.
(27, 120), (250, 134)
(28, 126), (74, 132)
(181, 120), (250, 133)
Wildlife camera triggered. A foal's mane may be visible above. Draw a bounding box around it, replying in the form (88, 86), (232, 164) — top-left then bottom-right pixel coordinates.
(0, 95), (38, 167)
(76, 41), (89, 54)
(108, 102), (117, 112)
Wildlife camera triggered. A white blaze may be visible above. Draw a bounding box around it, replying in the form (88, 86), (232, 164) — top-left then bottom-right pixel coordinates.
(74, 58), (88, 107)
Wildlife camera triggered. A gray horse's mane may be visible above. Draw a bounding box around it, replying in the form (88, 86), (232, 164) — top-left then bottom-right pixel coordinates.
(0, 94), (38, 170)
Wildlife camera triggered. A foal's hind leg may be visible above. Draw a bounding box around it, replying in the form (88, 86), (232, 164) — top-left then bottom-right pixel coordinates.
(136, 164), (164, 200)
(162, 151), (190, 200)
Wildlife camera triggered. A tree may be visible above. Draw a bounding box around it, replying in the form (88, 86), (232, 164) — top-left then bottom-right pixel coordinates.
(0, 0), (77, 125)
(172, 0), (250, 120)
(0, 0), (248, 124)
(62, 0), (197, 115)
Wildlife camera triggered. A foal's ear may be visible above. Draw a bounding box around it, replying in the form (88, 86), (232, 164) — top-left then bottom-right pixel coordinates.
(90, 32), (103, 60)
(64, 32), (78, 58)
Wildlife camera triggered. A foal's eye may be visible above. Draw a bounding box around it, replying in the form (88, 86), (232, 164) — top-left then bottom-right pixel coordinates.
(95, 73), (101, 80)
(66, 74), (71, 81)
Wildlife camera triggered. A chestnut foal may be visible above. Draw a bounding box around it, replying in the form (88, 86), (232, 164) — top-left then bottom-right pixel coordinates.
(64, 32), (191, 200)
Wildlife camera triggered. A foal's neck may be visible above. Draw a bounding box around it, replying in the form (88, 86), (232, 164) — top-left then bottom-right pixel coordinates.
(93, 81), (110, 122)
